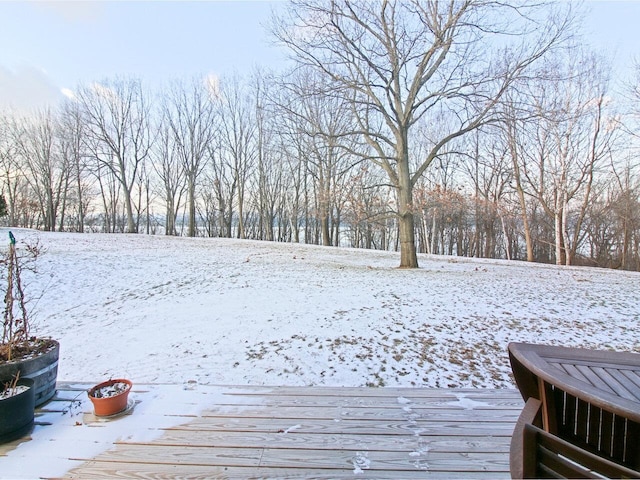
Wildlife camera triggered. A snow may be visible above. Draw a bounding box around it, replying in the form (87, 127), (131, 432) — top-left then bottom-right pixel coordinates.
(2, 382), (250, 478)
(2, 228), (639, 478)
(448, 392), (491, 410)
(0, 385), (28, 399)
(352, 451), (371, 473)
(89, 380), (130, 399)
(280, 424), (302, 434)
(17, 229), (636, 389)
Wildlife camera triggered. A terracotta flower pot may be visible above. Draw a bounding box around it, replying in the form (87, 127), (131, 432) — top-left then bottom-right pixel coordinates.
(87, 378), (132, 417)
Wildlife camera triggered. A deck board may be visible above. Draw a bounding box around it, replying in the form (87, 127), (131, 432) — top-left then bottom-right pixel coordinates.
(149, 430), (512, 453)
(3, 383), (523, 479)
(61, 462), (506, 479)
(167, 417), (518, 436)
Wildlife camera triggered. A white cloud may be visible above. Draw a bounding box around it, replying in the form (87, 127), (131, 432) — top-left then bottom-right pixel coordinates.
(60, 88), (76, 100)
(0, 65), (63, 112)
(33, 1), (104, 23)
(204, 73), (221, 100)
(89, 81), (118, 102)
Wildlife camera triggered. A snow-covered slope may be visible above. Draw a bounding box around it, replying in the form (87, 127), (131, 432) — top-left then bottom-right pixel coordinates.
(13, 229), (639, 389)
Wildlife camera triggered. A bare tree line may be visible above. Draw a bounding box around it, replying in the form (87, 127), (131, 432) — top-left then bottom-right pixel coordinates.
(0, 1), (639, 270)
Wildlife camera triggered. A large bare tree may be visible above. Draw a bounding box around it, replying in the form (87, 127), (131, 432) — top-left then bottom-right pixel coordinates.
(279, 68), (362, 246)
(77, 78), (152, 233)
(0, 112), (22, 226)
(275, 0), (572, 267)
(59, 98), (92, 232)
(217, 75), (257, 239)
(153, 117), (186, 236)
(12, 109), (70, 232)
(519, 52), (616, 265)
(162, 77), (218, 237)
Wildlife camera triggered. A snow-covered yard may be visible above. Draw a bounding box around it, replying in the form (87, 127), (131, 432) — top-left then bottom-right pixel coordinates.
(2, 229), (638, 478)
(17, 228), (639, 389)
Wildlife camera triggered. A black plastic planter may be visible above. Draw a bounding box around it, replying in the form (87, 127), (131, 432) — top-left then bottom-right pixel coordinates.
(0, 377), (35, 444)
(0, 340), (59, 407)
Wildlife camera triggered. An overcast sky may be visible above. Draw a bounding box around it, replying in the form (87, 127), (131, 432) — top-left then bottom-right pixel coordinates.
(0, 1), (638, 111)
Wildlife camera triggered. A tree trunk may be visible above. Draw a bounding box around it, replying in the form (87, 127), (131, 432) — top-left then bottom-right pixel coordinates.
(123, 186), (136, 234)
(76, 169), (84, 233)
(188, 179), (196, 237)
(516, 186), (534, 262)
(554, 208), (566, 266)
(397, 139), (418, 268)
(166, 197), (175, 236)
(562, 197), (571, 266)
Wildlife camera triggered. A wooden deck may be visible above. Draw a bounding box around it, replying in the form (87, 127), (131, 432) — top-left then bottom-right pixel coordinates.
(2, 383), (523, 479)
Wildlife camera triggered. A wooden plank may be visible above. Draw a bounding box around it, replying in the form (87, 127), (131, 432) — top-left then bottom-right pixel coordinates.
(612, 414), (627, 461)
(575, 397), (589, 441)
(554, 362), (590, 384)
(600, 409), (614, 457)
(50, 385), (521, 479)
(258, 448), (509, 472)
(62, 461), (508, 479)
(77, 444), (509, 473)
(591, 366), (639, 402)
(219, 388), (523, 402)
(604, 367), (640, 401)
(620, 369), (640, 392)
(561, 390), (576, 437)
(167, 417), (517, 436)
(247, 387), (525, 400)
(587, 404), (602, 450)
(199, 405), (521, 422)
(218, 385), (521, 398)
(73, 445), (264, 467)
(541, 349), (640, 370)
(574, 364), (615, 394)
(139, 430), (511, 453)
(210, 394), (523, 410)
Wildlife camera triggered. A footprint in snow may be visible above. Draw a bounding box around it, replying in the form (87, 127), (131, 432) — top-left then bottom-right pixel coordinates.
(352, 452), (370, 474)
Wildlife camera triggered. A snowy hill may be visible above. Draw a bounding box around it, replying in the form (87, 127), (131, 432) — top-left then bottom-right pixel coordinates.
(13, 229), (640, 389)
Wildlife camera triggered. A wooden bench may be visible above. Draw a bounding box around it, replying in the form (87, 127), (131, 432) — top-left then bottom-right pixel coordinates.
(510, 397), (640, 478)
(508, 343), (640, 479)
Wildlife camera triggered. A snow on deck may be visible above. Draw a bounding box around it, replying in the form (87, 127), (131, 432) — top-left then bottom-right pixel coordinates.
(1, 382), (523, 479)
